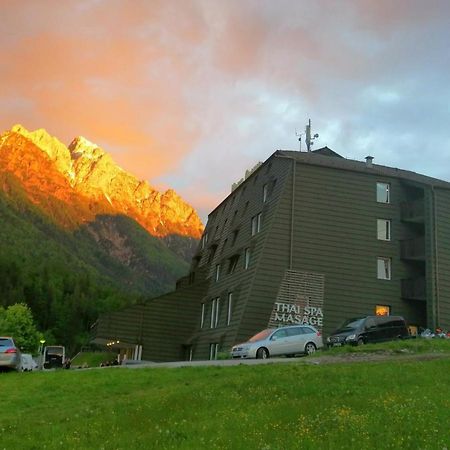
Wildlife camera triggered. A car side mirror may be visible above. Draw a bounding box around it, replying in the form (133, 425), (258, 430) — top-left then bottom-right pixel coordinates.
(271, 335), (278, 341)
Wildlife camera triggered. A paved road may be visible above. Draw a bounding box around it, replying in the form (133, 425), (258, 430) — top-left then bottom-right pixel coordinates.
(121, 356), (309, 369)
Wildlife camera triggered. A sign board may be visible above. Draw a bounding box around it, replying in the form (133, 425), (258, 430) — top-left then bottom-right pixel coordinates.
(268, 270), (325, 330)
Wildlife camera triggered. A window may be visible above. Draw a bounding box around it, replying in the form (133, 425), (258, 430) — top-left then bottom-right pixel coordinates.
(271, 329), (288, 340)
(210, 298), (220, 328)
(227, 292), (233, 326)
(263, 184), (268, 203)
(228, 255), (239, 274)
(286, 327), (303, 336)
(244, 248), (251, 269)
(215, 264), (220, 282)
(375, 305), (391, 316)
(208, 245), (218, 263)
(377, 257), (391, 280)
(209, 343), (219, 360)
(251, 213), (262, 236)
(200, 303), (205, 328)
(242, 201), (249, 216)
(377, 182), (390, 203)
(232, 229), (239, 246)
(201, 232), (209, 249)
(377, 219), (391, 241)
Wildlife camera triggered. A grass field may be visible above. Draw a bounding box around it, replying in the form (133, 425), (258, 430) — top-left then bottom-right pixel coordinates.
(1, 344), (449, 449)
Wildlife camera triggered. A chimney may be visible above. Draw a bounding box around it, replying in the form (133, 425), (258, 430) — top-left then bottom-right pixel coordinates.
(365, 156), (374, 168)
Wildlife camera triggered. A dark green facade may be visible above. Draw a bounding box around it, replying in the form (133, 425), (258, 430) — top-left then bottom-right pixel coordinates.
(92, 148), (450, 361)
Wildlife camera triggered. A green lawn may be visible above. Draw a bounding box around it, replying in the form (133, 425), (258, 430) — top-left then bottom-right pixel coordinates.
(320, 336), (450, 355)
(71, 351), (117, 368)
(1, 354), (449, 449)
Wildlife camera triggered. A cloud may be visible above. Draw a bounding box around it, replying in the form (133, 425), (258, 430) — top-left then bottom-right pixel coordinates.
(1, 0), (450, 221)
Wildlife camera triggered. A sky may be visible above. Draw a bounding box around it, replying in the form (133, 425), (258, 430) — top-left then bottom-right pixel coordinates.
(1, 0), (450, 222)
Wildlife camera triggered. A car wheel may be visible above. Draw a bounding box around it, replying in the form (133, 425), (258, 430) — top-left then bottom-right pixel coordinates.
(256, 347), (269, 359)
(357, 338), (365, 346)
(305, 342), (317, 356)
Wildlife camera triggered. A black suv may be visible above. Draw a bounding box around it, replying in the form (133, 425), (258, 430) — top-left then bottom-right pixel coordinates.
(327, 315), (409, 347)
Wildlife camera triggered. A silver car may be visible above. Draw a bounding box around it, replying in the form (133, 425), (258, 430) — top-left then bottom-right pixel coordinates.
(231, 325), (324, 359)
(0, 337), (22, 371)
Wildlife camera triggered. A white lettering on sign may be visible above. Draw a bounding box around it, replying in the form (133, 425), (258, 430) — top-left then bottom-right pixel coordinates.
(273, 303), (323, 327)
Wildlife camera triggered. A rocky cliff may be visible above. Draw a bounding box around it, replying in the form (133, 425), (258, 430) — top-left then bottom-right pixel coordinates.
(0, 124), (203, 239)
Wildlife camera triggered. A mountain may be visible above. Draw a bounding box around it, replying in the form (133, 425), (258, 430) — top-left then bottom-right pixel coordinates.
(0, 124), (204, 350)
(2, 125), (203, 240)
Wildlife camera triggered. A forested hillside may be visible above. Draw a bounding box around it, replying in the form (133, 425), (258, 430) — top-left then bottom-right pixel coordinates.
(0, 125), (202, 352)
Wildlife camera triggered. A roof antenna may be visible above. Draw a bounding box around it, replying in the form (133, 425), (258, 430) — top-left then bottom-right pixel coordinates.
(295, 128), (304, 151)
(305, 119), (319, 152)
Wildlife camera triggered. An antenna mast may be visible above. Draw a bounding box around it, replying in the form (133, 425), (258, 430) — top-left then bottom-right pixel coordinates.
(305, 119), (319, 152)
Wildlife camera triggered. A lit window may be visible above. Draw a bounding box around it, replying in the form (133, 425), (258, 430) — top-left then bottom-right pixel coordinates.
(227, 292), (233, 326)
(377, 219), (391, 241)
(251, 213), (262, 236)
(215, 264), (220, 282)
(200, 303), (205, 328)
(244, 248), (251, 269)
(377, 182), (390, 203)
(263, 184), (268, 203)
(375, 305), (390, 316)
(377, 257), (391, 280)
(228, 255), (239, 274)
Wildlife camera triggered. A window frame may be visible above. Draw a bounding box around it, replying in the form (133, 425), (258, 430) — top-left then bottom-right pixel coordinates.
(377, 219), (391, 241)
(251, 213), (262, 236)
(244, 248), (251, 269)
(377, 257), (392, 280)
(263, 184), (268, 203)
(375, 304), (391, 316)
(215, 264), (220, 282)
(376, 182), (390, 204)
(227, 292), (233, 326)
(210, 297), (220, 328)
(228, 255), (239, 274)
(200, 303), (205, 328)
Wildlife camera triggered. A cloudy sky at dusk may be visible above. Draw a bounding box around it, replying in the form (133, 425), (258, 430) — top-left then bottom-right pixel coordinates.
(1, 0), (450, 221)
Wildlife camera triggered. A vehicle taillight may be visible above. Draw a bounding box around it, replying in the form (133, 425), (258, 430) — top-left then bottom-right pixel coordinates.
(317, 331), (322, 337)
(5, 348), (17, 353)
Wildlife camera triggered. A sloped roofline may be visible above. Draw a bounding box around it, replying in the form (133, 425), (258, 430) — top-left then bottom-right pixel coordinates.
(207, 147), (450, 219)
(275, 148), (450, 190)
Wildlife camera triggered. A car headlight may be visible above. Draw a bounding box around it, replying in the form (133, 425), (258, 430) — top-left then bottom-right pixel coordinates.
(345, 334), (356, 341)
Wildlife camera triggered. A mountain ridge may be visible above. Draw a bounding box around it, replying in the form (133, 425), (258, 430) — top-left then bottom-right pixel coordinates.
(1, 124), (203, 238)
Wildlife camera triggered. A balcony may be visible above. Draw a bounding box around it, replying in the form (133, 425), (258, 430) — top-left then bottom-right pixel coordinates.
(401, 200), (424, 223)
(400, 236), (425, 261)
(401, 277), (426, 301)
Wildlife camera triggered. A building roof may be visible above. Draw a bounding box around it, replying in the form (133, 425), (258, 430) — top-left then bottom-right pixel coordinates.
(275, 148), (450, 190)
(208, 146), (450, 219)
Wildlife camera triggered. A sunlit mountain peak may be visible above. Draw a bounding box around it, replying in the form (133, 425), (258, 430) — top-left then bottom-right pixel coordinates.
(68, 136), (105, 161)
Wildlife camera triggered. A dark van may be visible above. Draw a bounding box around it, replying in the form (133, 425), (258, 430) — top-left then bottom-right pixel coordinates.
(326, 315), (409, 347)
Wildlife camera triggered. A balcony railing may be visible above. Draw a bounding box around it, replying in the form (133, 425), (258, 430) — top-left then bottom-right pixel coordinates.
(401, 200), (424, 223)
(400, 236), (425, 260)
(401, 277), (426, 301)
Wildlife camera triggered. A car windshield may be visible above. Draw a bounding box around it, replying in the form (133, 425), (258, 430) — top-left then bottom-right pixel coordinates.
(335, 318), (365, 333)
(248, 329), (273, 342)
(46, 347), (64, 355)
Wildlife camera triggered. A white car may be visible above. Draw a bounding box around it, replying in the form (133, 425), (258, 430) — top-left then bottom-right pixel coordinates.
(21, 354), (38, 371)
(231, 325), (324, 359)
